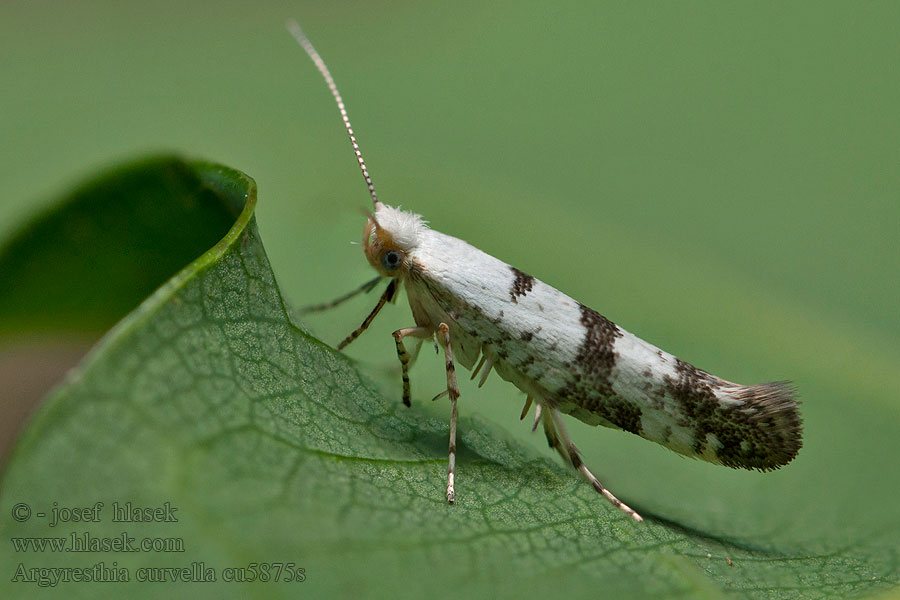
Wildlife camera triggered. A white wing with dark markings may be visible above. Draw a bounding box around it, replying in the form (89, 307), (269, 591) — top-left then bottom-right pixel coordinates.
(396, 205), (801, 470)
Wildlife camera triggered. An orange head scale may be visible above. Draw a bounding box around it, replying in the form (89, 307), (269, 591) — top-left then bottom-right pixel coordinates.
(363, 204), (427, 279)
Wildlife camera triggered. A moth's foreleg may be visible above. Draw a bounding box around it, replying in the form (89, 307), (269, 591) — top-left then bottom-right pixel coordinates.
(298, 275), (382, 314)
(392, 327), (432, 407)
(548, 408), (643, 523)
(437, 323), (460, 504)
(337, 280), (397, 350)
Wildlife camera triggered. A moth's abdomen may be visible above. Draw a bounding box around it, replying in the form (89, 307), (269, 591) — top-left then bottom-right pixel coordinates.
(556, 304), (802, 471)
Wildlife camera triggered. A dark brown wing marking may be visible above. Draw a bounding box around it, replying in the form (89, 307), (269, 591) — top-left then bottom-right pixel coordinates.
(556, 304), (645, 435)
(509, 267), (535, 303)
(664, 359), (802, 470)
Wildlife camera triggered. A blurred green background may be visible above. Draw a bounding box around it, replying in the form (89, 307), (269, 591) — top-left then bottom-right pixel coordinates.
(2, 0), (899, 594)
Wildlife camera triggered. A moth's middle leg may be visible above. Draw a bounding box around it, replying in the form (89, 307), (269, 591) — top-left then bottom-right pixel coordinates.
(436, 322), (460, 504)
(392, 326), (432, 407)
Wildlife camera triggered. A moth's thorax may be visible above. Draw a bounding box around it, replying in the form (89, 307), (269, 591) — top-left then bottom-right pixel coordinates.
(363, 203), (429, 277)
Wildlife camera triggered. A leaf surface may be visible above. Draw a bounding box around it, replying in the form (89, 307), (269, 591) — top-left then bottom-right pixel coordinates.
(0, 158), (896, 599)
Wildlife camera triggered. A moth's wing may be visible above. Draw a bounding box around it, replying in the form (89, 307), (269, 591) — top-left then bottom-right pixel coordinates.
(406, 229), (801, 470)
(405, 229), (585, 379)
(553, 313), (802, 471)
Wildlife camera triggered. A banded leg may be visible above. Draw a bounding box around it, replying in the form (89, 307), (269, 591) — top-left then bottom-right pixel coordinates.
(298, 276), (382, 314)
(337, 280), (397, 350)
(437, 323), (461, 504)
(392, 327), (432, 407)
(545, 407), (643, 522)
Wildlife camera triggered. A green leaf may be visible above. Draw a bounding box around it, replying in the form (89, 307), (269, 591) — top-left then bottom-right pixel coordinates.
(0, 157), (896, 599)
(0, 156), (243, 336)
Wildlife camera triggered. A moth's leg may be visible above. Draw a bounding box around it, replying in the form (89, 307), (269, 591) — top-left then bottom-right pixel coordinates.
(436, 323), (460, 504)
(519, 395), (534, 420)
(392, 327), (433, 407)
(549, 408), (643, 522)
(298, 276), (382, 314)
(539, 404), (569, 464)
(470, 350), (494, 388)
(470, 354), (487, 380)
(337, 280), (397, 350)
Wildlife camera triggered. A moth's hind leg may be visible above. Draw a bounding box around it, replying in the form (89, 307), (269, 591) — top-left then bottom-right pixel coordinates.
(392, 327), (432, 407)
(542, 407), (643, 522)
(436, 323), (460, 504)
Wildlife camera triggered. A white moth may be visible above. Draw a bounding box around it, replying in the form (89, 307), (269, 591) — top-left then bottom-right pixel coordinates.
(288, 22), (802, 522)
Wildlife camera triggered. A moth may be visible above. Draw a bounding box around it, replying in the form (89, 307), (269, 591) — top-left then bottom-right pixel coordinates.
(288, 22), (802, 521)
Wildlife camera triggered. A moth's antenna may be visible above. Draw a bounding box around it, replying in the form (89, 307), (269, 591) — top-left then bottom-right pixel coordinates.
(287, 20), (380, 209)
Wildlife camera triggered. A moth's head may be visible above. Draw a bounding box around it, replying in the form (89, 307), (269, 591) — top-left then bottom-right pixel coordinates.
(363, 204), (427, 278)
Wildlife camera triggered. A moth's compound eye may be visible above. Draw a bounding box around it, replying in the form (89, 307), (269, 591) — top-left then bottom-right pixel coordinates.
(381, 250), (403, 271)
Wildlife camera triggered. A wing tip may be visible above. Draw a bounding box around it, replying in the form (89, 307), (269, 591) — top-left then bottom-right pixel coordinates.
(719, 380), (803, 471)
